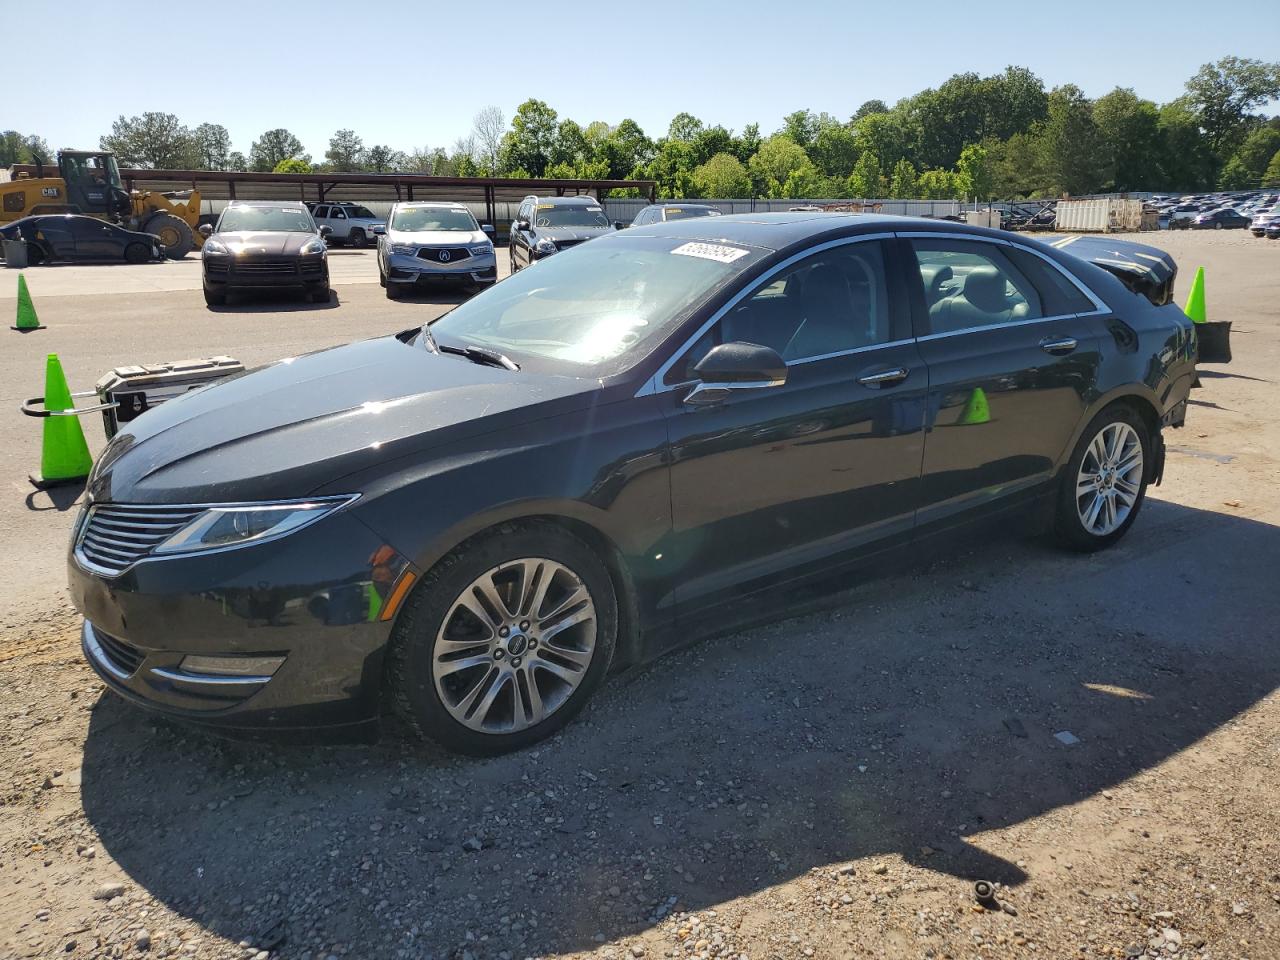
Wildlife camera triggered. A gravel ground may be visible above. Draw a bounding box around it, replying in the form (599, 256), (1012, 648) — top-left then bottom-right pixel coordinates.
(1, 231), (1279, 960)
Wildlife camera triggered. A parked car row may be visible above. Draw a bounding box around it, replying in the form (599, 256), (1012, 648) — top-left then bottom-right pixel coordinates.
(1152, 190), (1279, 234)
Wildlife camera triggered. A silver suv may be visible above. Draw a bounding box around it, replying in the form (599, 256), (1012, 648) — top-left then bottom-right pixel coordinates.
(308, 202), (386, 248)
(377, 202), (496, 298)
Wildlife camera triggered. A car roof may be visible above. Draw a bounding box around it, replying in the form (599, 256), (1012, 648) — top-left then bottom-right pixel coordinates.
(647, 201), (718, 208)
(525, 195), (600, 205)
(619, 212), (982, 251)
(226, 201), (307, 209)
(393, 201), (470, 209)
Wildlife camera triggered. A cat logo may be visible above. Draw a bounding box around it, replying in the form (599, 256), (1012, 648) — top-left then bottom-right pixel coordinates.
(41, 187), (60, 198)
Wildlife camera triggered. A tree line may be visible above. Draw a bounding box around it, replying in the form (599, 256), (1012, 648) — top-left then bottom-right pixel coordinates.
(3, 57), (1279, 200)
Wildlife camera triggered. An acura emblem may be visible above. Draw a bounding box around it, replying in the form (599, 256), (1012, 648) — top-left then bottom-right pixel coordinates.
(439, 250), (451, 262)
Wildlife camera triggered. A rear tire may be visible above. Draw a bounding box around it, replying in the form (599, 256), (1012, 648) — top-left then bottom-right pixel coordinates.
(143, 213), (194, 259)
(348, 229), (367, 249)
(387, 522), (617, 756)
(124, 242), (149, 264)
(1053, 403), (1151, 552)
(202, 283), (226, 306)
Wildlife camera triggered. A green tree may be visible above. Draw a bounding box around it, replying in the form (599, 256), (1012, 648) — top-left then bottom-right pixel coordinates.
(692, 153), (750, 197)
(986, 66), (1049, 140)
(1092, 88), (1163, 191)
(954, 143), (993, 199)
(499, 99), (559, 176)
(227, 150), (248, 172)
(809, 120), (859, 179)
(273, 157), (311, 174)
(644, 139), (699, 197)
(986, 132), (1049, 198)
(552, 119), (588, 167)
(917, 168), (958, 199)
(847, 150), (885, 197)
(325, 129), (365, 171)
(1157, 101), (1214, 191)
(748, 134), (815, 197)
(0, 131), (50, 166)
(1038, 84), (1111, 196)
(691, 125), (735, 166)
(250, 129), (308, 172)
(366, 145), (405, 173)
(667, 112), (704, 142)
(471, 106), (505, 175)
(192, 123), (232, 170)
(1219, 125), (1280, 188)
(1262, 148), (1280, 188)
(887, 158), (917, 198)
(852, 111), (914, 170)
(1183, 56), (1280, 157)
(731, 123), (761, 165)
(780, 109), (819, 148)
(852, 100), (888, 121)
(100, 112), (198, 168)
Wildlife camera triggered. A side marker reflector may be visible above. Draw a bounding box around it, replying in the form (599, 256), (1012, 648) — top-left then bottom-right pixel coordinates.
(379, 570), (418, 622)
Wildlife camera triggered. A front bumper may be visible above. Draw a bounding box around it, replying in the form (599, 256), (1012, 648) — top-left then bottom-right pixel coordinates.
(384, 251), (496, 286)
(203, 257), (329, 289)
(70, 509), (409, 733)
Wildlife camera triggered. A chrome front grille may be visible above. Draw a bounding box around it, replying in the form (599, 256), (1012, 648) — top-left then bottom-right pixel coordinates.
(78, 504), (204, 574)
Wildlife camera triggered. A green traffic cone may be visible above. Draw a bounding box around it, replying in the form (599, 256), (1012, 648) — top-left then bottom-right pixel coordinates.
(1183, 266), (1206, 324)
(11, 274), (46, 331)
(959, 387), (990, 425)
(30, 354), (92, 489)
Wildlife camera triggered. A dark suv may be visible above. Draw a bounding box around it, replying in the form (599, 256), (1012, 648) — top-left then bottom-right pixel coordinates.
(199, 201), (331, 306)
(508, 195), (614, 272)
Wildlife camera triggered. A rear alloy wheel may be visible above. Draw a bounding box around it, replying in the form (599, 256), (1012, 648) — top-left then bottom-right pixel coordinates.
(124, 242), (149, 264)
(348, 229), (367, 249)
(388, 523), (616, 755)
(1215, 222), (1223, 230)
(1055, 405), (1150, 551)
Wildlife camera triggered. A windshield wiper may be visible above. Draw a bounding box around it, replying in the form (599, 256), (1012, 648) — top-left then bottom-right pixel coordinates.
(437, 344), (520, 371)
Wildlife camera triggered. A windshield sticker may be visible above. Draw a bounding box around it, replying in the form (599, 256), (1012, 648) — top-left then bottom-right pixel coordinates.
(537, 204), (555, 210)
(671, 241), (750, 264)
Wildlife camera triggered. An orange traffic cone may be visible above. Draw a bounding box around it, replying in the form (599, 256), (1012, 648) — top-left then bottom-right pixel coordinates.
(30, 354), (93, 489)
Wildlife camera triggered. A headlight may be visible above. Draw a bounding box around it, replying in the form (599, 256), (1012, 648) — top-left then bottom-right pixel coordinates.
(534, 237), (557, 254)
(468, 243), (493, 256)
(153, 496), (357, 556)
(389, 243), (417, 255)
(300, 238), (327, 255)
(203, 238), (229, 256)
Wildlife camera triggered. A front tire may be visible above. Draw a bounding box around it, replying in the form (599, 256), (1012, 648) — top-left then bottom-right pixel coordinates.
(124, 242), (150, 264)
(387, 522), (617, 756)
(348, 229), (367, 249)
(202, 282), (226, 306)
(1054, 404), (1151, 552)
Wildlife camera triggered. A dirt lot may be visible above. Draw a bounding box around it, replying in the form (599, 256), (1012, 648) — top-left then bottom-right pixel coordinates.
(1, 233), (1278, 960)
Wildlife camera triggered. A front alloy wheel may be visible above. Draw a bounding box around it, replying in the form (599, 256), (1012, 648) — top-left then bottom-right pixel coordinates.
(388, 522), (616, 755)
(432, 559), (596, 734)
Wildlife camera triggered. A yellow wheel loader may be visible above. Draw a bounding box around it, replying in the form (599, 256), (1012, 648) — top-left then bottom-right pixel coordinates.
(0, 150), (201, 259)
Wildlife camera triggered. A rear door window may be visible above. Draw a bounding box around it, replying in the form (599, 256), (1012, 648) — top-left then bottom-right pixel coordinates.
(1004, 247), (1097, 315)
(910, 239), (1043, 335)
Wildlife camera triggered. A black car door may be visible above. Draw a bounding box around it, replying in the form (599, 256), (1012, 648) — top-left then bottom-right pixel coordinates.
(69, 217), (123, 259)
(904, 233), (1106, 530)
(658, 236), (927, 616)
(30, 217), (76, 259)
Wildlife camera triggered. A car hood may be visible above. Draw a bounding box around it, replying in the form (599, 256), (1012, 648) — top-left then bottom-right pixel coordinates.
(385, 228), (488, 247)
(533, 225), (613, 243)
(86, 335), (596, 505)
(208, 231), (318, 255)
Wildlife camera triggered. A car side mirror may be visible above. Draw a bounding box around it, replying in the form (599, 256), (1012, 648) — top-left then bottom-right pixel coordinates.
(515, 219), (530, 232)
(198, 223), (213, 238)
(481, 224), (495, 235)
(685, 342), (787, 406)
(613, 220), (625, 230)
(319, 225), (333, 238)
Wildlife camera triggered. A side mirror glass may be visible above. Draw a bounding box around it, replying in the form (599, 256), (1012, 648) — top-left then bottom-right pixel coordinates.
(318, 225), (333, 238)
(515, 219), (530, 231)
(685, 342), (787, 405)
(198, 223), (213, 238)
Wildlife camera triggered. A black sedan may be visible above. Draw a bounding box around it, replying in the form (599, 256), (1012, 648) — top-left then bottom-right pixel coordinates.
(199, 201), (331, 306)
(1190, 208), (1250, 230)
(0, 214), (164, 264)
(70, 214), (1203, 755)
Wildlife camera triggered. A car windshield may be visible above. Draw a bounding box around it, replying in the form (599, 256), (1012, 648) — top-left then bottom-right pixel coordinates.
(533, 204), (610, 228)
(344, 206), (377, 219)
(392, 207), (477, 232)
(663, 206), (720, 221)
(218, 207), (315, 233)
(427, 235), (766, 375)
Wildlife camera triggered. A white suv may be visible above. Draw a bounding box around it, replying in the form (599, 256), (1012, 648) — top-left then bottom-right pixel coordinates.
(377, 202), (496, 298)
(308, 202), (386, 248)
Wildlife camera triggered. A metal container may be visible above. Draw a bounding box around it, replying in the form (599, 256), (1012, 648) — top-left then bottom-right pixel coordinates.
(95, 356), (244, 439)
(3, 239), (29, 268)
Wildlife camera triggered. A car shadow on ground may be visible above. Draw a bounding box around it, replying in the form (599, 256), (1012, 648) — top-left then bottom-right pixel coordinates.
(204, 290), (342, 313)
(79, 499), (1280, 957)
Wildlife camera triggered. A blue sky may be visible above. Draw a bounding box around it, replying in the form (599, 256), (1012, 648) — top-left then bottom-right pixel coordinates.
(8, 0), (1279, 159)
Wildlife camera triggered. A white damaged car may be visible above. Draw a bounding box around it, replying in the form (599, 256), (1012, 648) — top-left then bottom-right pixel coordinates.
(377, 202), (497, 299)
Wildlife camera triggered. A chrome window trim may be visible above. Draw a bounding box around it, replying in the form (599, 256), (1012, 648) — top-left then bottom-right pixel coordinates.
(636, 232), (897, 397)
(915, 312), (1081, 342)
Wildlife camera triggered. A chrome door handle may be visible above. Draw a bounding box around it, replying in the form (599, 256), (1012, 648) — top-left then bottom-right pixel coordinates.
(857, 367), (909, 387)
(1039, 336), (1078, 355)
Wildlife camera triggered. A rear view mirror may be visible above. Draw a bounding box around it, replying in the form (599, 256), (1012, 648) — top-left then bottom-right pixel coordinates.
(198, 223), (213, 238)
(319, 225), (333, 238)
(685, 341), (788, 405)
